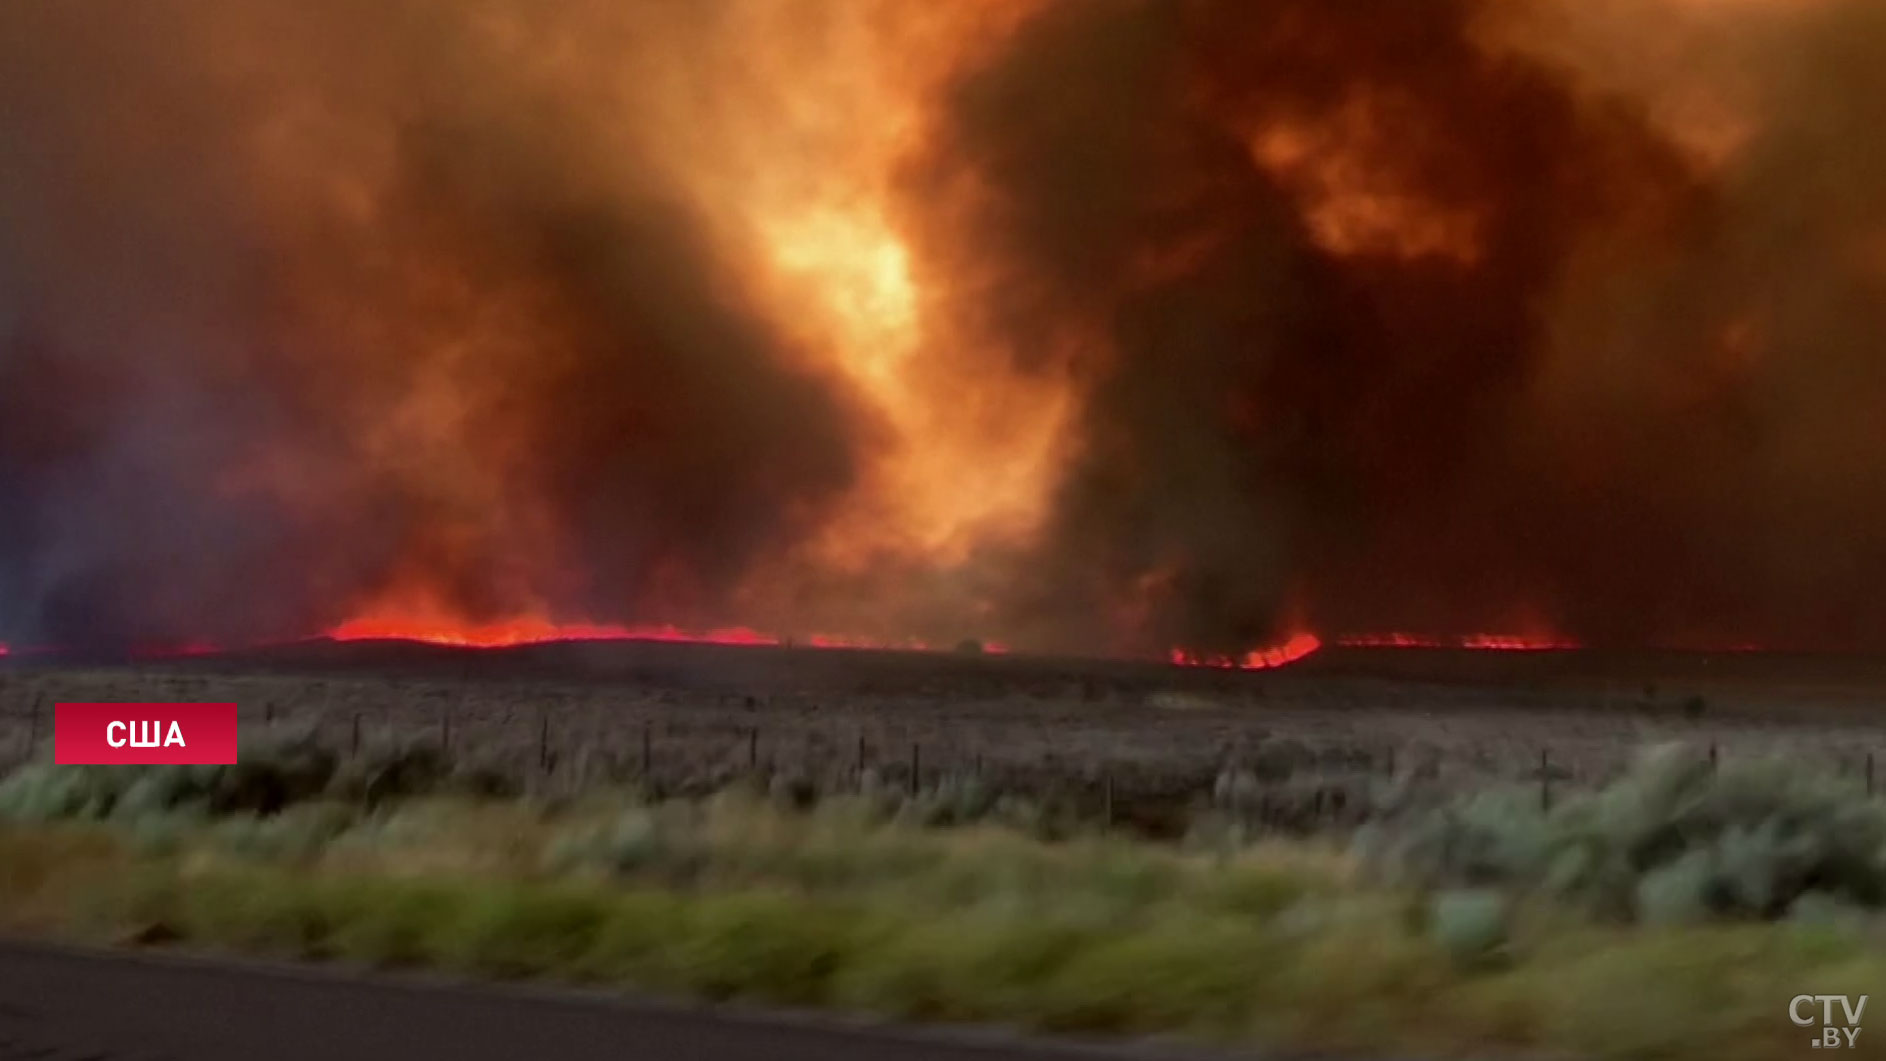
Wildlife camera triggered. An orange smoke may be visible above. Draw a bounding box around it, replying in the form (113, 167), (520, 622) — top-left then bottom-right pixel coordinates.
(1492, 0), (1839, 170)
(312, 0), (1075, 639)
(6, 0), (1885, 662)
(1246, 104), (1485, 266)
(555, 0), (1073, 583)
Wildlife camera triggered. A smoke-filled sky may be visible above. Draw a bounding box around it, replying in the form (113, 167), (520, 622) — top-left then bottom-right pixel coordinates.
(1, 0), (1882, 657)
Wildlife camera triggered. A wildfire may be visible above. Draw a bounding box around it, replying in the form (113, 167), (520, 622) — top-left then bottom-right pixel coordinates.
(4, 0), (1879, 661)
(324, 608), (961, 653)
(1171, 631), (1324, 671)
(1337, 633), (1580, 651)
(327, 616), (780, 650)
(1166, 629), (1582, 672)
(650, 0), (1074, 569)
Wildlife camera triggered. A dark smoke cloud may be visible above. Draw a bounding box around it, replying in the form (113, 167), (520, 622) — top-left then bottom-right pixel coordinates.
(0, 1), (862, 649)
(934, 0), (1886, 654)
(1522, 0), (1886, 649)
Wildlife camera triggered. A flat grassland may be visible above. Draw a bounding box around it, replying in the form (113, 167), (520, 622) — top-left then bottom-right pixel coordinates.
(1, 642), (1883, 1060)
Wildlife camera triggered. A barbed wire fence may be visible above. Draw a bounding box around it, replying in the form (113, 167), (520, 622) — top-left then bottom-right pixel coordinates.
(0, 677), (1877, 833)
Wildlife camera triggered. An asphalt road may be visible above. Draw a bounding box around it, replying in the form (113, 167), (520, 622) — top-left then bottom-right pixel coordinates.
(0, 941), (1241, 1061)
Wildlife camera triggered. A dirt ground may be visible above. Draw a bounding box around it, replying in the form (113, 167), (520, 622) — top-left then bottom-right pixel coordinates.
(2, 641), (1882, 818)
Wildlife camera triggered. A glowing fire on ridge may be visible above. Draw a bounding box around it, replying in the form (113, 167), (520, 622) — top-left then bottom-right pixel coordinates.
(325, 612), (967, 652)
(329, 619), (980, 654)
(327, 616), (783, 650)
(1336, 633), (1581, 651)
(1168, 629), (1586, 672)
(1171, 631), (1324, 671)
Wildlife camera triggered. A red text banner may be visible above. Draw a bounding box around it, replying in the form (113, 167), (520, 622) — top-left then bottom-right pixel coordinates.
(54, 702), (238, 765)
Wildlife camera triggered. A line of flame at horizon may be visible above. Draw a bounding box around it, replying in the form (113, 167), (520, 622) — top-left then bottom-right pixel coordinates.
(1335, 633), (1581, 651)
(0, 623), (1810, 669)
(1167, 630), (1596, 671)
(325, 616), (957, 652)
(1170, 632), (1326, 671)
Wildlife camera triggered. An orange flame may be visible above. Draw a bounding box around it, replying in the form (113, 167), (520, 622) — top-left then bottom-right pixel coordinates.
(327, 615), (781, 650)
(326, 611), (972, 653)
(1171, 631), (1324, 671)
(1336, 633), (1580, 651)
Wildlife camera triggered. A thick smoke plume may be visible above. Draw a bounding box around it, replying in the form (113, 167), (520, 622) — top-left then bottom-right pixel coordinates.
(1, 0), (1882, 657)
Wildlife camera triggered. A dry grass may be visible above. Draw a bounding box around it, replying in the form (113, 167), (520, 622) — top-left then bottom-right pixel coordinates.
(1, 790), (1879, 1061)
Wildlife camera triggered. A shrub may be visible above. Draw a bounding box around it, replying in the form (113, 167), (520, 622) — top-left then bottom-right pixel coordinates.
(667, 891), (874, 1005)
(210, 802), (358, 863)
(1428, 888), (1509, 965)
(1034, 917), (1277, 1035)
(543, 808), (669, 876)
(213, 729), (340, 814)
(327, 741), (450, 808)
(326, 881), (468, 968)
(0, 764), (128, 822)
(112, 765), (219, 820)
(571, 891), (690, 982)
(432, 886), (616, 979)
(1358, 743), (1886, 925)
(0, 742), (348, 825)
(898, 773), (999, 828)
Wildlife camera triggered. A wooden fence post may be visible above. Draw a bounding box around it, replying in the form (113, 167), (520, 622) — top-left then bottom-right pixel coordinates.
(538, 712), (550, 774)
(1539, 749), (1552, 812)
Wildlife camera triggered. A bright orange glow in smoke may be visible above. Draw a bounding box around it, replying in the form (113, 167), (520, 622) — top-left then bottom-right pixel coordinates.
(1247, 107), (1485, 265)
(641, 0), (1073, 571)
(316, 0), (1077, 642)
(259, 0), (1886, 660)
(7, 0), (1881, 664)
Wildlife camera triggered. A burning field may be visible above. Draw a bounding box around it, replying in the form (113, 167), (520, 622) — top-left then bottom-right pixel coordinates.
(9, 10), (1886, 1050)
(2, 0), (1885, 666)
